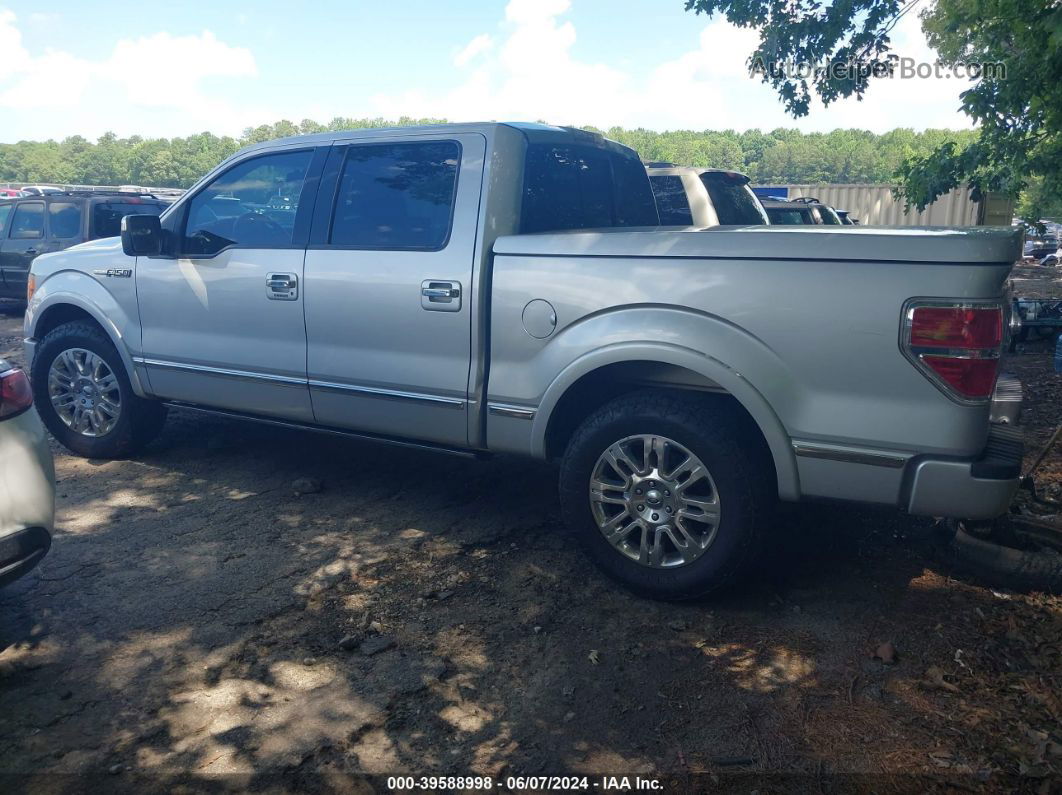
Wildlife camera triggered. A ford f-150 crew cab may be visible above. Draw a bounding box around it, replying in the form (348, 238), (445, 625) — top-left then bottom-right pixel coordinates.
(24, 122), (1024, 599)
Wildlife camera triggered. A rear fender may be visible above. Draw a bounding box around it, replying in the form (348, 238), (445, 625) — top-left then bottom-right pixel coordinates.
(522, 307), (801, 499)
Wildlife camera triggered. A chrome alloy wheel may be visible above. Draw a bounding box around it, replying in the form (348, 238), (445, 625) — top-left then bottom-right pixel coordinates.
(589, 434), (721, 568)
(48, 348), (121, 437)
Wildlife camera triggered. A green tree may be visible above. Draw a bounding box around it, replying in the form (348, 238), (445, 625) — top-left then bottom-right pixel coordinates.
(685, 0), (1062, 220)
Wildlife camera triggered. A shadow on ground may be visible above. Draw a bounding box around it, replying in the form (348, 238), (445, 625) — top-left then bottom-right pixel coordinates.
(1, 406), (1058, 793)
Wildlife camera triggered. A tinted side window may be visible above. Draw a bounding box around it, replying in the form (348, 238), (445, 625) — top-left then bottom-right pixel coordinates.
(184, 150), (313, 256)
(766, 208), (811, 225)
(651, 176), (694, 225)
(49, 202), (83, 239)
(10, 202), (44, 239)
(0, 204), (12, 237)
(92, 202), (165, 239)
(329, 141), (460, 249)
(700, 175), (768, 225)
(608, 150), (659, 227)
(521, 143), (658, 234)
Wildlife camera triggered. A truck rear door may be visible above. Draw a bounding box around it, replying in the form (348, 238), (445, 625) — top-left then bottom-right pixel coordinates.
(302, 133), (485, 447)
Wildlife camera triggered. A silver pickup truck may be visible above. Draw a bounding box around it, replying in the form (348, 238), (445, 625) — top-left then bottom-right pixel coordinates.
(24, 122), (1024, 599)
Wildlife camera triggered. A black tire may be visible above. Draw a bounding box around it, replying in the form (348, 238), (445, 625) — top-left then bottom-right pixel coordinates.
(936, 520), (1062, 594)
(31, 321), (167, 458)
(558, 389), (775, 600)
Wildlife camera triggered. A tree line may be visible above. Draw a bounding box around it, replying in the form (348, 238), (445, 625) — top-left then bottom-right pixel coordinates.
(0, 117), (978, 191)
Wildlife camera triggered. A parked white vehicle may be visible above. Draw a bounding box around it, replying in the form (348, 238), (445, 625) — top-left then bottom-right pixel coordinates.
(20, 186), (64, 197)
(0, 359), (54, 587)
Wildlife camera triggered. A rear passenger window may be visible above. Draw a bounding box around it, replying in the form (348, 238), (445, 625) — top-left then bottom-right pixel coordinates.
(49, 202), (82, 238)
(10, 202), (44, 239)
(521, 143), (658, 234)
(650, 176), (694, 225)
(329, 141), (460, 250)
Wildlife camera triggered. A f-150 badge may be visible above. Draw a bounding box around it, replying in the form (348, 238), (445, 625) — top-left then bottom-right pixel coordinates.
(93, 268), (133, 278)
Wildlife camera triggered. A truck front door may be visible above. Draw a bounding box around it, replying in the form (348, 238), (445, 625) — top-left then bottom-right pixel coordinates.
(302, 133), (485, 447)
(136, 146), (324, 422)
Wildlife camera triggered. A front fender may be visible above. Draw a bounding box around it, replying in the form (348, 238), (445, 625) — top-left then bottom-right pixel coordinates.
(489, 305), (802, 500)
(25, 269), (146, 397)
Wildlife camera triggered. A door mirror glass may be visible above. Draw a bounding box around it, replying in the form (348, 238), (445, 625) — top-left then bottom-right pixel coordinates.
(121, 213), (163, 256)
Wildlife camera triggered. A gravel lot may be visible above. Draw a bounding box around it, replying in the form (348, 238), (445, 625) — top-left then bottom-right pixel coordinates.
(1, 288), (1060, 792)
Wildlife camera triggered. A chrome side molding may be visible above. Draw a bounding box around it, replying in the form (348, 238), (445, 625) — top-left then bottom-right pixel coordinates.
(792, 441), (910, 469)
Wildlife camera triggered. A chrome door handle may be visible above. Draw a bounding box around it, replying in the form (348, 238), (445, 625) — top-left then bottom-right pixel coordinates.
(24, 249), (38, 256)
(266, 272), (298, 301)
(421, 280), (462, 312)
(421, 286), (460, 299)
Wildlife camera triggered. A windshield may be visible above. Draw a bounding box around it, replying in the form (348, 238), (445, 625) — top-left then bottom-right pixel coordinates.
(92, 201), (166, 239)
(699, 173), (768, 225)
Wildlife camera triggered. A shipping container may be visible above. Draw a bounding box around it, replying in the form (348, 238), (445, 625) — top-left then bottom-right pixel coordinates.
(753, 184), (1014, 226)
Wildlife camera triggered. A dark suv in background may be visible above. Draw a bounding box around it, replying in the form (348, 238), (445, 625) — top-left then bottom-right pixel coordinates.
(0, 192), (169, 300)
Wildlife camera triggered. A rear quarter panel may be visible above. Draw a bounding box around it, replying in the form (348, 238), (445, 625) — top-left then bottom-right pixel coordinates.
(487, 250), (1011, 494)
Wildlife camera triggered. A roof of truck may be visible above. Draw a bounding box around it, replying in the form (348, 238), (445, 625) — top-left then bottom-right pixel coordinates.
(235, 121), (620, 156)
(646, 165), (753, 182)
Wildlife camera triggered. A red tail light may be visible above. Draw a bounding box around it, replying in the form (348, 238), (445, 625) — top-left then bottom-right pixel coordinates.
(0, 368), (34, 419)
(902, 301), (1003, 401)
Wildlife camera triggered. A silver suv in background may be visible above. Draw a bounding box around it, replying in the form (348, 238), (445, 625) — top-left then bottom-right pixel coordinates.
(646, 164), (769, 226)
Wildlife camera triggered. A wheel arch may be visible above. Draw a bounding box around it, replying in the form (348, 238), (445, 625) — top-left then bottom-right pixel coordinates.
(28, 280), (147, 397)
(532, 343), (799, 500)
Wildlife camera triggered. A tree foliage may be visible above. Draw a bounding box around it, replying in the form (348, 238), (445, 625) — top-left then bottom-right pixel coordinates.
(685, 0), (1062, 220)
(0, 118), (974, 189)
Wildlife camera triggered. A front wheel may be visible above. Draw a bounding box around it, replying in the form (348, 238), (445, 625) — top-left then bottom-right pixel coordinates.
(31, 321), (167, 458)
(558, 390), (774, 600)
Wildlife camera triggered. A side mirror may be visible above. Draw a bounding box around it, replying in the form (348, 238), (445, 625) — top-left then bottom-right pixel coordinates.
(121, 214), (163, 257)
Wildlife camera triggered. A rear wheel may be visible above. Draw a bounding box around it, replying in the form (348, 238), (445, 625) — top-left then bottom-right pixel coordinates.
(558, 390), (774, 600)
(31, 321), (167, 458)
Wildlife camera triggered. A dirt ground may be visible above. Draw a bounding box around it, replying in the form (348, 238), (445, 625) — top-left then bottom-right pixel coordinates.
(1, 276), (1060, 793)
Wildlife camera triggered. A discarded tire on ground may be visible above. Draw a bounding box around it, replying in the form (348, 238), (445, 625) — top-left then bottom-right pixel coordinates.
(936, 518), (1062, 594)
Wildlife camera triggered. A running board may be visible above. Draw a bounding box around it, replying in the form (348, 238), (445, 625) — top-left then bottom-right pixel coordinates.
(161, 401), (486, 460)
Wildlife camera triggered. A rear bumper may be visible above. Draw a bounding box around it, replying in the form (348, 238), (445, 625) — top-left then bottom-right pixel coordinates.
(0, 526), (51, 587)
(905, 425), (1023, 519)
(794, 377), (1024, 520)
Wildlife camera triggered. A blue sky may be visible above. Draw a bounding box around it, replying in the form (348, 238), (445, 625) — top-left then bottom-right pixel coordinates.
(0, 0), (975, 143)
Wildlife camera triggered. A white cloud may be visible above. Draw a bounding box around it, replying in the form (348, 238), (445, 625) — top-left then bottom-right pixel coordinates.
(371, 0), (973, 133)
(371, 0), (634, 127)
(455, 33), (493, 67)
(0, 9), (260, 137)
